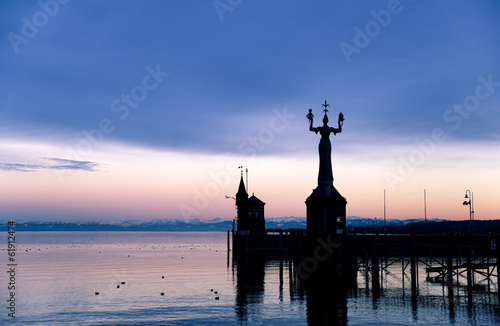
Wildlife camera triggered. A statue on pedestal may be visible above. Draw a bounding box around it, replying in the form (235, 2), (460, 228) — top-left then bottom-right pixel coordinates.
(307, 100), (345, 186)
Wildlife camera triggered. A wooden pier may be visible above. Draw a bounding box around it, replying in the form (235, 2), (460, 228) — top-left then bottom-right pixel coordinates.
(230, 230), (500, 295)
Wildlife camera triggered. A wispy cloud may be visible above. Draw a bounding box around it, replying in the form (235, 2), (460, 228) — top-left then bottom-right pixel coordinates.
(0, 162), (45, 172)
(0, 158), (101, 172)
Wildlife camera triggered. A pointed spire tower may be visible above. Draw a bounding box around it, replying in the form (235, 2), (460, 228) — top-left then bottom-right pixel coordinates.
(236, 173), (248, 207)
(235, 167), (266, 235)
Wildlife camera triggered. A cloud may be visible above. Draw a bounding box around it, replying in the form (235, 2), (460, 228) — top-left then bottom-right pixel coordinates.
(44, 158), (101, 171)
(1, 1), (498, 158)
(0, 158), (101, 173)
(0, 162), (45, 172)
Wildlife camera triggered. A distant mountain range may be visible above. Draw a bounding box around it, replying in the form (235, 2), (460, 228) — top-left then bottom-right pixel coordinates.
(4, 216), (449, 232)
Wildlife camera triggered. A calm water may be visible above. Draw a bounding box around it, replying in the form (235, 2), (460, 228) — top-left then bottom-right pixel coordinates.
(1, 232), (499, 325)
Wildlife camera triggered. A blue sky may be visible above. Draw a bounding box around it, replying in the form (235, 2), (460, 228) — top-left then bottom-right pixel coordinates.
(1, 1), (499, 221)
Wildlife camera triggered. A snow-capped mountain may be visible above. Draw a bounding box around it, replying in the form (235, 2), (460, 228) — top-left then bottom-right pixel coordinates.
(5, 216), (448, 232)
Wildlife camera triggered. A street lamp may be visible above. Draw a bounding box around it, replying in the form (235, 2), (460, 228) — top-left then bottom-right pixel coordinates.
(463, 190), (474, 232)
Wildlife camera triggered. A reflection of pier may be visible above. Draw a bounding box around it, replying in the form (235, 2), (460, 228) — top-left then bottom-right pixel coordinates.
(233, 252), (266, 323)
(231, 251), (348, 325)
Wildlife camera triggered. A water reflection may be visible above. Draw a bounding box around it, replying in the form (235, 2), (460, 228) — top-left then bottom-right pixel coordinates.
(233, 253), (266, 323)
(232, 252), (500, 325)
(11, 232), (500, 325)
(233, 253), (349, 325)
(303, 265), (348, 325)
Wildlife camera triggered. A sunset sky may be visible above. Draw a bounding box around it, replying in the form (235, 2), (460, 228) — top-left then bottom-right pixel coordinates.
(1, 1), (499, 222)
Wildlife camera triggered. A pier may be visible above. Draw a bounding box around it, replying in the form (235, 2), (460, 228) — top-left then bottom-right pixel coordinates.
(228, 229), (500, 324)
(230, 230), (500, 296)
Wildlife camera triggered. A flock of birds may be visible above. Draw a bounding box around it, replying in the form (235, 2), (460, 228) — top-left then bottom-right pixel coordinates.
(211, 288), (220, 300)
(94, 277), (221, 300)
(19, 241), (224, 301)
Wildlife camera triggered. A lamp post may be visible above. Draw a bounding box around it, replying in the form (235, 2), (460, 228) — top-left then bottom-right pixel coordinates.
(463, 190), (474, 233)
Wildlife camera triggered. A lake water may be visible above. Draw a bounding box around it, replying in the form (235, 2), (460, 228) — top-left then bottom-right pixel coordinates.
(1, 232), (499, 325)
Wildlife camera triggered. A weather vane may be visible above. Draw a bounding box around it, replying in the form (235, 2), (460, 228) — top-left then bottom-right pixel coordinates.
(322, 100), (330, 114)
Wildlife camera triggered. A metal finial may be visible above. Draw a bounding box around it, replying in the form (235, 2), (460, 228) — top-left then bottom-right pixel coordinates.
(322, 100), (330, 114)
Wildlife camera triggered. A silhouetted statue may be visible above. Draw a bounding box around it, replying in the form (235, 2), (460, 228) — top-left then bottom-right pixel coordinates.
(306, 100), (347, 238)
(307, 100), (344, 186)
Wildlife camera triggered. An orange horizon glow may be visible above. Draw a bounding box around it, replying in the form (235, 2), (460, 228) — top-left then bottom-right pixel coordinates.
(0, 140), (498, 222)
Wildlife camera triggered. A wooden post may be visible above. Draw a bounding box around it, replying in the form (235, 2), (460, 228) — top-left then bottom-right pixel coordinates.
(227, 230), (230, 266)
(496, 235), (500, 298)
(372, 234), (380, 297)
(279, 230), (283, 255)
(487, 256), (491, 293)
(466, 234), (473, 294)
(446, 234), (455, 319)
(410, 233), (417, 297)
(447, 234), (454, 296)
(279, 257), (284, 293)
(299, 230), (304, 258)
(402, 253), (405, 290)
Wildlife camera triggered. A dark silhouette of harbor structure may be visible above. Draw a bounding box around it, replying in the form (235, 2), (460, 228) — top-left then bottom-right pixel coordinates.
(232, 100), (346, 251)
(306, 100), (346, 239)
(235, 171), (266, 236)
(230, 237), (500, 325)
(230, 100), (500, 306)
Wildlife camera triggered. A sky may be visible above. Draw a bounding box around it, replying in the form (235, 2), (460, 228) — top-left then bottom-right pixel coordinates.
(1, 0), (499, 222)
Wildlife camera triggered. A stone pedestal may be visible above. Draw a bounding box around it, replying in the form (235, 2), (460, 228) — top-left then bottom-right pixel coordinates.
(306, 184), (347, 239)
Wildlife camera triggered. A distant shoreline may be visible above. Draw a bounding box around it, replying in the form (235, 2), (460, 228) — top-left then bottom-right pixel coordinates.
(3, 218), (499, 234)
